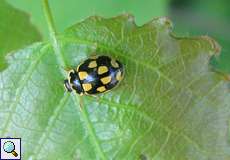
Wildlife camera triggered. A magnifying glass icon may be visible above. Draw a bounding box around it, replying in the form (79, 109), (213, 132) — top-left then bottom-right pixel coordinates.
(3, 141), (18, 157)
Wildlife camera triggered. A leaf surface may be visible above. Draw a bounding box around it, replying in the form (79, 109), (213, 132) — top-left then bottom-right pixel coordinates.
(0, 15), (230, 160)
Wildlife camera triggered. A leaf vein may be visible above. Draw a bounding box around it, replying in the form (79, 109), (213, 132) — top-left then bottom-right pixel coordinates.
(61, 38), (174, 85)
(97, 96), (210, 155)
(71, 94), (107, 160)
(33, 94), (70, 158)
(1, 45), (47, 136)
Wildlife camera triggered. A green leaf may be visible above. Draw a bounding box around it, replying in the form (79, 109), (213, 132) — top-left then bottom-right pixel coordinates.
(0, 0), (42, 71)
(0, 14), (230, 160)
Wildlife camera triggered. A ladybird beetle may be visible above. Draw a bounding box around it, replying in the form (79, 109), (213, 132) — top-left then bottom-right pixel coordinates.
(64, 55), (124, 95)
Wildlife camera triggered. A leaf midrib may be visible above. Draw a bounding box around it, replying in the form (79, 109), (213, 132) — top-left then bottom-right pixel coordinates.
(56, 46), (108, 159)
(42, 1), (108, 159)
(52, 33), (108, 160)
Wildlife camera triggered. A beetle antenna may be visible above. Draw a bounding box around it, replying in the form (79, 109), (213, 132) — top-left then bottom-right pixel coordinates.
(59, 66), (72, 72)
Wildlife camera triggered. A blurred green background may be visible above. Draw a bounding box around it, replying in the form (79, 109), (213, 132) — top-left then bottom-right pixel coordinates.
(6, 0), (230, 73)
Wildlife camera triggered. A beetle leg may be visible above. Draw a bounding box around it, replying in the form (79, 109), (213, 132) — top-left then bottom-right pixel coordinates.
(79, 96), (83, 111)
(89, 94), (100, 101)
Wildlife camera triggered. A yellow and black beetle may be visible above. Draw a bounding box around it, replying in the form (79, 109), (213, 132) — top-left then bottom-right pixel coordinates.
(64, 55), (124, 95)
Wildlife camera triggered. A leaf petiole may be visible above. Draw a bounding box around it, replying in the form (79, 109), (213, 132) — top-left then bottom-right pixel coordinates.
(42, 0), (67, 73)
